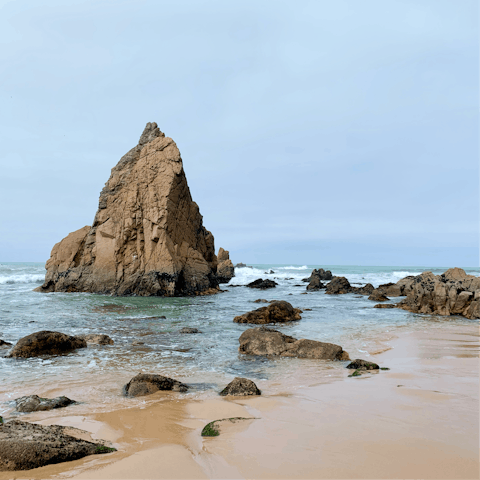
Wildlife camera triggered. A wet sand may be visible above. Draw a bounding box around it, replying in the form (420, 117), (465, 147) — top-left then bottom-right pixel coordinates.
(1, 323), (478, 479)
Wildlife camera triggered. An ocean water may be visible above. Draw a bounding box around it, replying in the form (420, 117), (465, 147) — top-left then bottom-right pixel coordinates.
(1, 262), (478, 416)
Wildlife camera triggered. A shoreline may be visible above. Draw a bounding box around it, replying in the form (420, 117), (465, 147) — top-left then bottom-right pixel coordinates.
(1, 321), (478, 479)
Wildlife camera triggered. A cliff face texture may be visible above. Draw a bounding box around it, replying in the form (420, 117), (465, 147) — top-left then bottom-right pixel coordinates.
(36, 123), (219, 296)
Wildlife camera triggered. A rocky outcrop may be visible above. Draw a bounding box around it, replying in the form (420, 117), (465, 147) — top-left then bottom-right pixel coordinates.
(77, 334), (114, 345)
(35, 122), (219, 297)
(15, 395), (75, 413)
(368, 291), (389, 302)
(238, 327), (349, 360)
(0, 420), (115, 471)
(398, 268), (480, 319)
(216, 248), (235, 283)
(179, 327), (201, 334)
(371, 276), (416, 298)
(219, 377), (261, 396)
(346, 359), (379, 370)
(233, 301), (302, 324)
(123, 373), (188, 397)
(325, 277), (374, 295)
(246, 279), (278, 289)
(6, 331), (87, 358)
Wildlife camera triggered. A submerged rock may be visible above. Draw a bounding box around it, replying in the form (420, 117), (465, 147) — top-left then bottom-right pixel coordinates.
(77, 334), (114, 345)
(179, 327), (201, 334)
(239, 327), (349, 360)
(216, 248), (235, 283)
(6, 331), (87, 358)
(374, 304), (396, 309)
(253, 298), (269, 303)
(398, 268), (480, 319)
(124, 373), (188, 397)
(0, 420), (115, 471)
(219, 377), (261, 396)
(15, 395), (75, 413)
(246, 279), (278, 290)
(35, 122), (219, 297)
(0, 339), (12, 348)
(233, 301), (302, 324)
(346, 359), (379, 370)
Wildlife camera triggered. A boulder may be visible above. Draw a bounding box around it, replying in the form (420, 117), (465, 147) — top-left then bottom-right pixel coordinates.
(0, 420), (115, 471)
(219, 377), (261, 396)
(239, 327), (349, 360)
(77, 334), (114, 345)
(246, 279), (278, 289)
(350, 283), (375, 295)
(306, 270), (326, 291)
(216, 248), (235, 283)
(179, 327), (201, 334)
(325, 276), (352, 294)
(233, 301), (302, 324)
(124, 373), (188, 397)
(15, 395), (75, 413)
(398, 269), (480, 319)
(368, 291), (389, 302)
(6, 331), (87, 358)
(35, 122), (219, 297)
(346, 359), (379, 370)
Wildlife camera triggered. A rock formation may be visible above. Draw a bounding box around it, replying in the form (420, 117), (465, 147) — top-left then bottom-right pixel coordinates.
(368, 291), (389, 302)
(238, 327), (349, 360)
(219, 377), (261, 396)
(15, 395), (75, 413)
(233, 301), (302, 324)
(123, 373), (188, 397)
(6, 331), (87, 358)
(325, 277), (374, 295)
(246, 279), (278, 289)
(0, 420), (115, 471)
(346, 359), (379, 370)
(373, 276), (416, 297)
(77, 334), (114, 345)
(35, 122), (219, 297)
(397, 268), (480, 319)
(216, 248), (235, 283)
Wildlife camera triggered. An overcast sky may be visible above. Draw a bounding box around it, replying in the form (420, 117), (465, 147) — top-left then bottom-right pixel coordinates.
(0, 0), (478, 266)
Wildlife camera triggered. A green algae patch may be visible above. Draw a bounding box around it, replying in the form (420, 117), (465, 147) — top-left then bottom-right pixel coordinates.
(380, 367), (390, 371)
(201, 417), (255, 437)
(95, 445), (117, 454)
(348, 370), (362, 377)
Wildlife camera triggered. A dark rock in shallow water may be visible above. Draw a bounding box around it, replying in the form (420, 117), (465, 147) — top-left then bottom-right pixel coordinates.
(239, 326), (349, 360)
(253, 299), (269, 303)
(368, 291), (389, 302)
(219, 377), (261, 396)
(325, 277), (374, 296)
(124, 374), (188, 397)
(180, 327), (201, 334)
(346, 359), (379, 370)
(0, 339), (12, 348)
(246, 279), (278, 290)
(77, 334), (114, 345)
(233, 301), (302, 324)
(15, 395), (75, 413)
(374, 304), (396, 309)
(0, 420), (115, 471)
(6, 331), (87, 358)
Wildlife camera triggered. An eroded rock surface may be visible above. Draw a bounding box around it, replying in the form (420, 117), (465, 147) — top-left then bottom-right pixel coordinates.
(398, 268), (480, 319)
(15, 395), (75, 413)
(6, 331), (86, 358)
(219, 377), (261, 396)
(246, 279), (278, 289)
(346, 359), (379, 370)
(0, 420), (114, 471)
(216, 248), (235, 283)
(124, 373), (188, 397)
(77, 334), (114, 345)
(35, 122), (219, 297)
(180, 327), (201, 334)
(239, 327), (349, 360)
(368, 291), (389, 302)
(234, 301), (302, 324)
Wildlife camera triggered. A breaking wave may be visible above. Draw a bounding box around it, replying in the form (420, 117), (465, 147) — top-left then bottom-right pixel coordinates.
(0, 274), (44, 285)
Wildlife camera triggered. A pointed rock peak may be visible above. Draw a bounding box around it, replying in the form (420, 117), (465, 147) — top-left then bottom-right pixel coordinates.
(138, 122), (164, 146)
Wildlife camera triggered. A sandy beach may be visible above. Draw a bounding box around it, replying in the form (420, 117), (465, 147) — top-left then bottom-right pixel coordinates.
(1, 321), (478, 480)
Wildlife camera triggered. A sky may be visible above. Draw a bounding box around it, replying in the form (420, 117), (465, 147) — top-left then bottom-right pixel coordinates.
(0, 0), (478, 266)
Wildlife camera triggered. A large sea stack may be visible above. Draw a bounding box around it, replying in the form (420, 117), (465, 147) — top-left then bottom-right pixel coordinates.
(35, 123), (219, 296)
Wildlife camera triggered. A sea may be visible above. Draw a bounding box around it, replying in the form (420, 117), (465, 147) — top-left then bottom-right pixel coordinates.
(1, 262), (479, 417)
